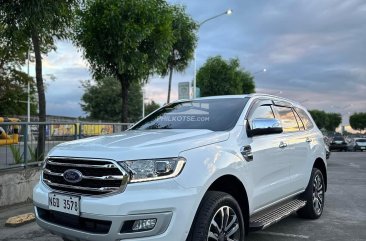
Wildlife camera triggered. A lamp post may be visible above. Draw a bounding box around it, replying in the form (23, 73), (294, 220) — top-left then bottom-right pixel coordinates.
(253, 68), (267, 76)
(193, 9), (232, 99)
(27, 51), (31, 123)
(142, 86), (146, 118)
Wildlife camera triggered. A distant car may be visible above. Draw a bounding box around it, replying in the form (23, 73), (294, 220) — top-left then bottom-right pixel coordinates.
(346, 138), (355, 151)
(353, 138), (366, 151)
(325, 144), (331, 159)
(324, 136), (331, 159)
(329, 136), (348, 151)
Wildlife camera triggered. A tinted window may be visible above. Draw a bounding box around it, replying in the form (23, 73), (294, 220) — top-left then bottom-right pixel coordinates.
(274, 106), (300, 132)
(249, 105), (275, 121)
(356, 139), (366, 143)
(293, 110), (305, 130)
(295, 107), (314, 130)
(333, 136), (345, 141)
(132, 98), (249, 131)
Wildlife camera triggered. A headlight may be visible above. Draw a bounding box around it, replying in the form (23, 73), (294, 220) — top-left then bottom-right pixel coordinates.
(118, 157), (186, 183)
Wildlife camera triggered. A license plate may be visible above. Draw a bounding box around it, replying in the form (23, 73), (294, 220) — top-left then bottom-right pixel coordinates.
(48, 193), (80, 216)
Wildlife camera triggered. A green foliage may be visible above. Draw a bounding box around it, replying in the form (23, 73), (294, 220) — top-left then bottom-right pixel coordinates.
(9, 145), (23, 164)
(309, 110), (327, 129)
(145, 100), (160, 116)
(75, 0), (175, 122)
(349, 112), (366, 131)
(0, 16), (36, 116)
(309, 110), (342, 131)
(1, 0), (81, 161)
(0, 0), (81, 52)
(325, 112), (342, 132)
(81, 77), (142, 122)
(197, 56), (255, 97)
(28, 145), (41, 162)
(164, 5), (197, 73)
(162, 5), (197, 103)
(0, 68), (37, 116)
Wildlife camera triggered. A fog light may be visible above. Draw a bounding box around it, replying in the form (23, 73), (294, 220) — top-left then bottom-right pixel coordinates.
(132, 218), (157, 231)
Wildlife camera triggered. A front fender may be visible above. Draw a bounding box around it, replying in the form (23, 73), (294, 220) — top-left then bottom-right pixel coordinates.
(174, 143), (253, 234)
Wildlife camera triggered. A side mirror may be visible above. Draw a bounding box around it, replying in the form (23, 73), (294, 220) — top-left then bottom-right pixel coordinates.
(247, 118), (283, 137)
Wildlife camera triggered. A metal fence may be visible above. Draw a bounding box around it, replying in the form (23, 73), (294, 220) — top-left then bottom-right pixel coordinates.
(0, 122), (132, 170)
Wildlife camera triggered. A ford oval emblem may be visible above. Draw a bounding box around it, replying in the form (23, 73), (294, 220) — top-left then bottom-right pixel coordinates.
(63, 169), (83, 183)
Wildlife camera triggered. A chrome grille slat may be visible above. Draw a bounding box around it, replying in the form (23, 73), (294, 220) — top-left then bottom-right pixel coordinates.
(42, 157), (129, 196)
(43, 168), (125, 180)
(43, 179), (120, 192)
(46, 160), (117, 169)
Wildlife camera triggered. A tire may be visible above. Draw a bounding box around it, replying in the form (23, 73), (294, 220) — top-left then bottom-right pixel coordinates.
(187, 191), (245, 241)
(298, 168), (325, 219)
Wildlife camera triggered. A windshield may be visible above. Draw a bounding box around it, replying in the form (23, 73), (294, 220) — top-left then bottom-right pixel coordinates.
(356, 139), (366, 143)
(132, 98), (249, 131)
(333, 136), (345, 141)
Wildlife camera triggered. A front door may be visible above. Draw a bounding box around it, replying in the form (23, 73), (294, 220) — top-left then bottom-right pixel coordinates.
(244, 100), (293, 211)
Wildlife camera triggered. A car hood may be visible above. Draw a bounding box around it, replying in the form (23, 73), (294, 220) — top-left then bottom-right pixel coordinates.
(355, 141), (366, 146)
(49, 129), (230, 160)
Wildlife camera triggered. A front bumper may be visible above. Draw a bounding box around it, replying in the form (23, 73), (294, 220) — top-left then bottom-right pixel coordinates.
(329, 144), (348, 151)
(354, 145), (366, 151)
(33, 179), (200, 241)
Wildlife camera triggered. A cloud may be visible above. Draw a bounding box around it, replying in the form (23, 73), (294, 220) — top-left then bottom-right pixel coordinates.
(43, 41), (89, 70)
(25, 0), (366, 125)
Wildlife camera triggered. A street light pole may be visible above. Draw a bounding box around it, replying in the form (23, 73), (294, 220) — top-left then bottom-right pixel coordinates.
(27, 50), (30, 123)
(142, 85), (145, 118)
(253, 68), (267, 76)
(193, 9), (232, 99)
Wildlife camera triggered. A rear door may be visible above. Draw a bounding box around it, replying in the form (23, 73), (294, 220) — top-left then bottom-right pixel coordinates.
(273, 105), (310, 193)
(291, 107), (319, 190)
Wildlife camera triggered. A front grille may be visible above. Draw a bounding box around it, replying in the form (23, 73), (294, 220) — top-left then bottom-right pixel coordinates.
(37, 207), (111, 234)
(42, 157), (128, 196)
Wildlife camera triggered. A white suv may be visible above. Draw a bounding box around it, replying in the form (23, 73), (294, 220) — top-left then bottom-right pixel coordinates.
(33, 94), (327, 241)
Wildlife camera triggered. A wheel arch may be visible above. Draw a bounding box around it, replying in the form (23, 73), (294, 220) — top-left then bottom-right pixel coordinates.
(207, 174), (250, 234)
(313, 158), (327, 191)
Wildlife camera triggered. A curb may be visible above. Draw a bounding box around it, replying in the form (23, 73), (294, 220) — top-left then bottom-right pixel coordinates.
(5, 213), (35, 227)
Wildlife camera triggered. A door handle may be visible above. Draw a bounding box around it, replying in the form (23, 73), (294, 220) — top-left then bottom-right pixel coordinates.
(306, 137), (312, 143)
(240, 145), (253, 162)
(279, 141), (287, 148)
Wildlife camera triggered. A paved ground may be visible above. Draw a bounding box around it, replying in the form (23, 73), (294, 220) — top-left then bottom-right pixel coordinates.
(0, 151), (365, 241)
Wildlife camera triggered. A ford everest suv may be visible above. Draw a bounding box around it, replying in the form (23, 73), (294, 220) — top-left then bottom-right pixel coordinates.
(33, 94), (327, 241)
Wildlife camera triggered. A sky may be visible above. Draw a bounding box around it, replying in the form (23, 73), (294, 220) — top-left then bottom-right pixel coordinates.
(31, 0), (366, 124)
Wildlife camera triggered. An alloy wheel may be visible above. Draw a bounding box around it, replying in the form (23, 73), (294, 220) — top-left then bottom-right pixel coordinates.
(312, 173), (324, 215)
(207, 206), (240, 241)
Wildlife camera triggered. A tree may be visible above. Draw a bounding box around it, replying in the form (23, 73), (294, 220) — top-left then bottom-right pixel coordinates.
(350, 112), (366, 132)
(196, 56), (255, 97)
(145, 100), (160, 116)
(308, 110), (328, 130)
(163, 5), (197, 103)
(0, 22), (36, 116)
(0, 69), (37, 116)
(325, 112), (342, 131)
(0, 0), (81, 160)
(242, 71), (256, 94)
(75, 0), (175, 123)
(81, 77), (142, 122)
(0, 27), (36, 116)
(309, 110), (342, 131)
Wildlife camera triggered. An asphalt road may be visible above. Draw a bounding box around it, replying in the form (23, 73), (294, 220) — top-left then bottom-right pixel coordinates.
(0, 151), (365, 241)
